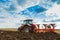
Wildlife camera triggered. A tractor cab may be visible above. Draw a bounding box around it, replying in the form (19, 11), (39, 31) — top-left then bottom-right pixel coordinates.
(18, 19), (34, 32)
(23, 19), (33, 25)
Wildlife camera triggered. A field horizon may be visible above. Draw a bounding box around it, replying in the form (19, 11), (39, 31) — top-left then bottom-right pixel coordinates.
(0, 28), (60, 34)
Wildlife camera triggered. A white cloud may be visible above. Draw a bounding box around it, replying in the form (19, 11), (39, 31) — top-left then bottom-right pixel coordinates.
(45, 3), (60, 21)
(46, 3), (60, 17)
(0, 0), (60, 29)
(0, 8), (29, 28)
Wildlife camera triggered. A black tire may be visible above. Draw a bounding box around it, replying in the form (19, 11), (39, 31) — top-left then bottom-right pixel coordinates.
(18, 25), (34, 33)
(23, 26), (30, 32)
(22, 25), (34, 33)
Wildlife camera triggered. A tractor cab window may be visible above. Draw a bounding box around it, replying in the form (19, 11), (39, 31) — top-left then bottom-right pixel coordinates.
(29, 20), (32, 24)
(23, 19), (33, 25)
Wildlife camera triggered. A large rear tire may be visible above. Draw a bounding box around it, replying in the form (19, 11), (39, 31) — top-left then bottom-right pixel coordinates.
(22, 26), (30, 32)
(18, 25), (34, 33)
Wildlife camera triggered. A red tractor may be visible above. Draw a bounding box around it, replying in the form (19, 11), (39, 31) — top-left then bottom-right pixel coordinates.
(18, 19), (55, 33)
(18, 19), (37, 33)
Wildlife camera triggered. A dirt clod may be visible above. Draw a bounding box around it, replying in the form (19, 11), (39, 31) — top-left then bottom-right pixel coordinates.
(0, 30), (60, 40)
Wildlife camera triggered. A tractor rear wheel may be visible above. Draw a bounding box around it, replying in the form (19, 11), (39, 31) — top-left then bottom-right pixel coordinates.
(22, 26), (30, 32)
(18, 25), (34, 33)
(22, 25), (34, 33)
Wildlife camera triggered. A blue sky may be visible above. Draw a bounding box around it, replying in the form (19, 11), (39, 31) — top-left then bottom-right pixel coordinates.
(0, 0), (60, 28)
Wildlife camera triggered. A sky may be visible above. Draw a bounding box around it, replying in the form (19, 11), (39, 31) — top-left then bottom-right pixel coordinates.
(0, 0), (60, 29)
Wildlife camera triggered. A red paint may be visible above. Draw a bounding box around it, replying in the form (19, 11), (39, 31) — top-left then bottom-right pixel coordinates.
(19, 24), (55, 32)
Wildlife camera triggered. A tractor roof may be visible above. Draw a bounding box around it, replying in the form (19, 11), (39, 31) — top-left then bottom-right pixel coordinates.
(24, 19), (33, 21)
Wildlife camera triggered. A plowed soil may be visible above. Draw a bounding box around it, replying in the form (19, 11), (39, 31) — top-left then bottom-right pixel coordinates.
(0, 30), (60, 40)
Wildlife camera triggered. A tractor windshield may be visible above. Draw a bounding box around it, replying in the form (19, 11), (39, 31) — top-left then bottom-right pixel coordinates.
(24, 19), (33, 25)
